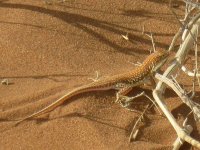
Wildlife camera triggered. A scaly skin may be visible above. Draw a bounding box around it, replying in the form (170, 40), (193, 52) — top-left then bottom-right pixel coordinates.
(16, 50), (169, 124)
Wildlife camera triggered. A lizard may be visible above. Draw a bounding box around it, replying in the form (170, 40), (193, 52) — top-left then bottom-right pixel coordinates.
(16, 50), (169, 124)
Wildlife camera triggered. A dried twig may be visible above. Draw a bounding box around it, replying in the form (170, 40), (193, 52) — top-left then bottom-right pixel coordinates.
(88, 71), (100, 82)
(183, 0), (200, 9)
(129, 104), (151, 142)
(142, 25), (156, 52)
(1, 79), (9, 85)
(155, 73), (200, 120)
(122, 33), (129, 41)
(153, 13), (200, 149)
(194, 25), (200, 88)
(170, 6), (198, 44)
(173, 118), (193, 150)
(181, 65), (200, 77)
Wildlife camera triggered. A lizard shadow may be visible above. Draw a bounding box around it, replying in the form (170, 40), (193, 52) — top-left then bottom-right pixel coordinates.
(33, 86), (173, 123)
(42, 112), (128, 131)
(33, 109), (155, 137)
(0, 87), (166, 140)
(32, 88), (159, 128)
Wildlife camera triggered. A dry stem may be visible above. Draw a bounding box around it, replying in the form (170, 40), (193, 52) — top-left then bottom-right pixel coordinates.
(153, 12), (200, 149)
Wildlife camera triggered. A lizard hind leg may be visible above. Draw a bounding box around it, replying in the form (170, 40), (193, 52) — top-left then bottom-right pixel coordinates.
(118, 91), (162, 115)
(116, 87), (133, 103)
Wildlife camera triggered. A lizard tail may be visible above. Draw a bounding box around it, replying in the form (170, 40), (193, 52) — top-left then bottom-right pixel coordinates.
(15, 86), (96, 125)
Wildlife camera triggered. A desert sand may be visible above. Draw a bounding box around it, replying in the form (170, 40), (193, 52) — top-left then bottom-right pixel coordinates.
(0, 0), (199, 150)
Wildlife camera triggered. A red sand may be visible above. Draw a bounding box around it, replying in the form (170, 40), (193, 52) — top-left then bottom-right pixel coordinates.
(0, 0), (199, 149)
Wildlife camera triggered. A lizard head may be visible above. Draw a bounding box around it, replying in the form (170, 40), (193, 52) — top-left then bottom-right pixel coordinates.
(151, 50), (169, 72)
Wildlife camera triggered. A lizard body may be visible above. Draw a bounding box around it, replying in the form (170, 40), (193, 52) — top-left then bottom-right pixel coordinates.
(16, 50), (169, 124)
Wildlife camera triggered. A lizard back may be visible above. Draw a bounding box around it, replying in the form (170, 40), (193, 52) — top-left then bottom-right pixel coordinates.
(82, 50), (169, 90)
